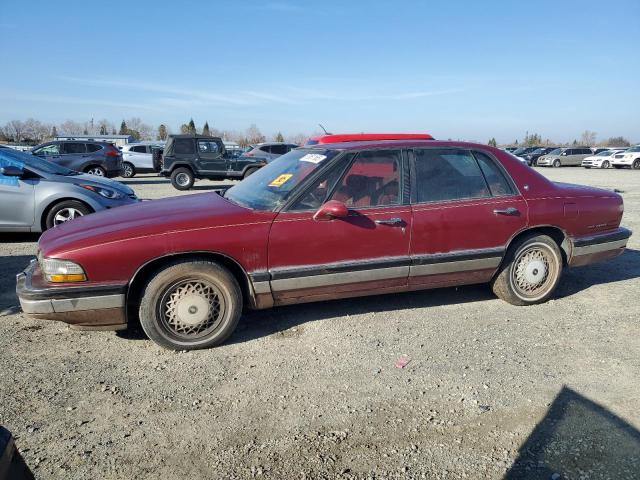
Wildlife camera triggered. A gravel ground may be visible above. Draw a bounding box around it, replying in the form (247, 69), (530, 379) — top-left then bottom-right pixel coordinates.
(1, 168), (639, 479)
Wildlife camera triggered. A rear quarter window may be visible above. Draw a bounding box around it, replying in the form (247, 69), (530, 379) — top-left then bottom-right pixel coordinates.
(86, 144), (103, 153)
(174, 139), (195, 155)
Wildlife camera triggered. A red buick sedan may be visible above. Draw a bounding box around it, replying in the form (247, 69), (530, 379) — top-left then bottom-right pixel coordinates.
(17, 139), (631, 350)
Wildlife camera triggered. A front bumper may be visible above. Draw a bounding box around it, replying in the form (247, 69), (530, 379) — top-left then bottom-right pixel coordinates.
(568, 227), (632, 267)
(16, 260), (127, 330)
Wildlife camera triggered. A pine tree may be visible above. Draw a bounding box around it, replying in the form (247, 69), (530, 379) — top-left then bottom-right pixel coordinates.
(202, 121), (210, 136)
(275, 132), (284, 142)
(99, 124), (107, 135)
(51, 126), (58, 138)
(188, 118), (196, 134)
(119, 120), (128, 135)
(488, 138), (497, 147)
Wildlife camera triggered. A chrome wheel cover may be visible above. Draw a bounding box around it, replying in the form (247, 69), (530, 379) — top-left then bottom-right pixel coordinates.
(510, 243), (559, 301)
(159, 280), (225, 338)
(175, 172), (190, 186)
(87, 167), (105, 176)
(53, 207), (84, 225)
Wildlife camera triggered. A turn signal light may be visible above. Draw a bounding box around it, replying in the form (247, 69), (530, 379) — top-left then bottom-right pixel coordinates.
(48, 273), (87, 283)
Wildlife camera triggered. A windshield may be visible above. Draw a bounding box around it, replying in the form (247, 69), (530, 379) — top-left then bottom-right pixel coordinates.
(531, 148), (546, 154)
(512, 148), (527, 155)
(627, 146), (640, 152)
(548, 148), (563, 155)
(595, 150), (612, 156)
(0, 148), (77, 175)
(224, 148), (340, 211)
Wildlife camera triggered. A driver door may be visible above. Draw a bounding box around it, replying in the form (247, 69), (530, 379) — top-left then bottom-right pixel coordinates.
(267, 149), (412, 304)
(0, 164), (35, 230)
(196, 139), (226, 173)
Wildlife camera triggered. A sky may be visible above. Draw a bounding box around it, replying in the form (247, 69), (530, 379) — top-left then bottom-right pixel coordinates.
(1, 0), (639, 144)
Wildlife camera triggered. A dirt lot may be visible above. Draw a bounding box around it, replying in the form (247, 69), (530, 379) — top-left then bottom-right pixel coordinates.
(1, 168), (639, 479)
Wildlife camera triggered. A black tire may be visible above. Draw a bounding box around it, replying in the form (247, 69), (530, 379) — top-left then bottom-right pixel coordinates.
(491, 234), (563, 306)
(633, 159), (640, 170)
(45, 200), (92, 230)
(138, 260), (242, 350)
(243, 167), (259, 179)
(602, 160), (610, 169)
(84, 165), (106, 177)
(170, 167), (195, 190)
(552, 159), (561, 168)
(122, 162), (136, 178)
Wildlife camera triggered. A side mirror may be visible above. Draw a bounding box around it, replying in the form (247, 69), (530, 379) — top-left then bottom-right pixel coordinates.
(561, 152), (567, 156)
(313, 200), (349, 221)
(0, 166), (23, 177)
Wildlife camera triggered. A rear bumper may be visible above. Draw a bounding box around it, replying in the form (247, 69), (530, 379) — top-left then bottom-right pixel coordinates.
(568, 227), (632, 267)
(16, 260), (127, 330)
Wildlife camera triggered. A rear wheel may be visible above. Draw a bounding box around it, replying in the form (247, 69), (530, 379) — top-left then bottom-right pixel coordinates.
(633, 159), (640, 170)
(85, 165), (106, 176)
(122, 162), (136, 178)
(492, 234), (563, 306)
(553, 159), (561, 168)
(45, 200), (91, 230)
(171, 167), (195, 190)
(602, 160), (610, 169)
(243, 167), (259, 179)
(138, 260), (242, 350)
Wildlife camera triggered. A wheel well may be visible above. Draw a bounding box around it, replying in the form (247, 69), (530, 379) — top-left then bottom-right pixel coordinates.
(41, 198), (94, 231)
(83, 164), (104, 172)
(507, 226), (569, 265)
(170, 164), (194, 174)
(126, 252), (253, 324)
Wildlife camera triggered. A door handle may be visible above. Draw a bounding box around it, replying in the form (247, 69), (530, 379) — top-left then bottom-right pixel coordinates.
(493, 207), (520, 216)
(375, 217), (404, 226)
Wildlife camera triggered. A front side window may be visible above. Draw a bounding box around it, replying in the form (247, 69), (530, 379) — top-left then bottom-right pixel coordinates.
(197, 140), (220, 155)
(34, 144), (60, 155)
(62, 142), (86, 154)
(330, 150), (402, 208)
(413, 149), (491, 203)
(131, 145), (147, 153)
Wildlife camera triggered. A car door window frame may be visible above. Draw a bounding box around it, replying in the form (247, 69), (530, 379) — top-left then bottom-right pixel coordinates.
(409, 147), (520, 205)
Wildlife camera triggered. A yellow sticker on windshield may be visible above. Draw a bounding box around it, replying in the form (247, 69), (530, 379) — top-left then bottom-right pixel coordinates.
(269, 174), (293, 187)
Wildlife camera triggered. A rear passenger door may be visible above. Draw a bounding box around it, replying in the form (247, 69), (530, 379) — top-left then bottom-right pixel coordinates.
(59, 142), (87, 170)
(408, 148), (528, 288)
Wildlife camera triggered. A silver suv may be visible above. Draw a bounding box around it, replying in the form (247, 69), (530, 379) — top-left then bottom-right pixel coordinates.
(537, 147), (593, 167)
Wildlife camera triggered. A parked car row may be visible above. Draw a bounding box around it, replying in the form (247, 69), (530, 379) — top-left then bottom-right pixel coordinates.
(503, 145), (640, 169)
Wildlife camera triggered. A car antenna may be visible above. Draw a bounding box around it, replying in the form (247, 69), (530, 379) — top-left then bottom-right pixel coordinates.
(318, 124), (332, 135)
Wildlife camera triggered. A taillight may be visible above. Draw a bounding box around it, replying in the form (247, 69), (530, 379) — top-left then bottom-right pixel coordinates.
(105, 146), (120, 157)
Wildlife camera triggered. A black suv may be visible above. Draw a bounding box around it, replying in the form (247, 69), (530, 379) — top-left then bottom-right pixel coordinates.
(31, 140), (123, 177)
(161, 134), (272, 190)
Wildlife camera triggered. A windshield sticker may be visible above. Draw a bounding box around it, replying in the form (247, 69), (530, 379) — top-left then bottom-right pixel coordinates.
(269, 173), (293, 187)
(299, 154), (327, 164)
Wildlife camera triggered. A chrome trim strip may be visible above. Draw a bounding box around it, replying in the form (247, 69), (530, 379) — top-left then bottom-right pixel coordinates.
(572, 239), (628, 257)
(410, 257), (502, 277)
(271, 266), (409, 292)
(19, 294), (125, 315)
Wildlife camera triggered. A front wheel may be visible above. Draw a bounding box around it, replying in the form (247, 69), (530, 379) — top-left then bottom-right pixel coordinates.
(553, 159), (561, 168)
(45, 200), (91, 230)
(171, 167), (195, 190)
(492, 234), (563, 306)
(138, 260), (242, 350)
(633, 159), (640, 170)
(122, 162), (136, 178)
(601, 160), (610, 169)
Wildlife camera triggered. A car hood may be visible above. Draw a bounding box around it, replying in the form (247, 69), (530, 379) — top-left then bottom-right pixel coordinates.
(47, 173), (134, 196)
(39, 191), (274, 257)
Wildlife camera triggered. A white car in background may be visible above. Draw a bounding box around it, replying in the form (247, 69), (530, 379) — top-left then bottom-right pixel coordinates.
(581, 149), (626, 169)
(611, 145), (640, 170)
(120, 142), (164, 178)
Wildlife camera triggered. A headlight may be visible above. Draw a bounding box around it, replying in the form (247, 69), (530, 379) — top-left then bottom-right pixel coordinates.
(40, 257), (87, 282)
(80, 184), (125, 199)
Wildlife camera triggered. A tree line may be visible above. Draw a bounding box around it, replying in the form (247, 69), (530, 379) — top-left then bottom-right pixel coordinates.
(488, 130), (633, 148)
(0, 117), (309, 147)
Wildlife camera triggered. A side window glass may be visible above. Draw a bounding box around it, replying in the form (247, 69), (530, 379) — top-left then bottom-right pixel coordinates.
(289, 156), (352, 211)
(330, 150), (401, 208)
(35, 144), (60, 155)
(131, 146), (146, 153)
(473, 151), (514, 196)
(174, 139), (195, 155)
(197, 140), (220, 155)
(86, 144), (102, 153)
(413, 149), (490, 203)
(63, 142), (86, 154)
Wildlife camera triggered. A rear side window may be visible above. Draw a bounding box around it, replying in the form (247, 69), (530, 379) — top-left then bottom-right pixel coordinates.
(258, 145), (272, 154)
(131, 145), (147, 153)
(62, 142), (86, 154)
(174, 139), (195, 155)
(473, 151), (515, 196)
(413, 149), (491, 203)
(270, 144), (288, 155)
(86, 144), (102, 153)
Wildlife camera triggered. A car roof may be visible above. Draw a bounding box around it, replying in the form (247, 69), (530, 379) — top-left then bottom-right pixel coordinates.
(168, 134), (222, 140)
(305, 139), (494, 151)
(307, 133), (434, 145)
